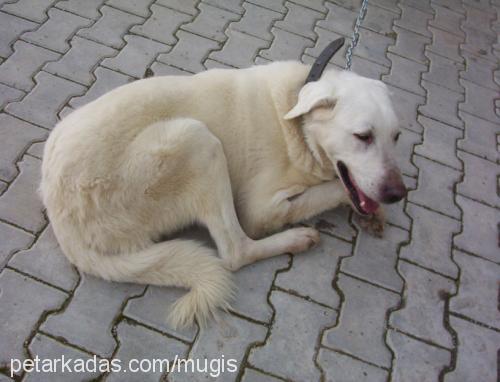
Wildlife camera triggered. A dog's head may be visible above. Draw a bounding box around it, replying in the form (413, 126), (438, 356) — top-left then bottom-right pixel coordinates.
(284, 70), (406, 215)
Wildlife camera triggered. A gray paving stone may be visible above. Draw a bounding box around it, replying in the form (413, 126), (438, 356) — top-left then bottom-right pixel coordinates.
(0, 85), (24, 111)
(400, 203), (460, 278)
(275, 2), (323, 40)
(247, 0), (286, 13)
(423, 50), (464, 93)
(131, 4), (191, 45)
(0, 40), (60, 91)
(350, 55), (389, 79)
(209, 28), (267, 68)
(382, 53), (426, 96)
(26, 333), (102, 381)
(409, 155), (462, 219)
(451, 250), (500, 330)
(249, 290), (336, 381)
(383, 176), (414, 230)
(78, 5), (144, 50)
(386, 84), (425, 133)
(1, 0), (56, 23)
(70, 66), (133, 109)
(56, 0), (106, 19)
(204, 58), (237, 70)
(150, 61), (192, 76)
(460, 79), (500, 124)
(415, 116), (462, 170)
(260, 27), (314, 61)
(182, 2), (239, 43)
(44, 36), (116, 86)
(429, 4), (464, 37)
(462, 27), (497, 62)
(317, 2), (357, 37)
(390, 261), (456, 348)
(170, 313), (266, 381)
(241, 368), (282, 381)
(457, 150), (499, 208)
(156, 0), (198, 16)
(290, 0), (326, 13)
(399, 0), (433, 13)
(41, 274), (144, 356)
(394, 3), (432, 37)
(463, 0), (493, 11)
(25, 141), (45, 160)
(158, 30), (219, 73)
(5, 71), (86, 129)
(203, 0), (244, 14)
(305, 28), (349, 68)
(0, 220), (33, 270)
(444, 316), (500, 382)
(327, 0), (363, 12)
(343, 223), (406, 292)
(323, 274), (399, 368)
(420, 80), (464, 128)
(461, 52), (499, 91)
(388, 26), (430, 65)
(0, 11), (37, 58)
(427, 26), (464, 64)
(0, 373), (14, 381)
(102, 35), (170, 78)
(276, 235), (350, 308)
(362, 3), (398, 36)
(354, 27), (394, 67)
(371, 0), (399, 13)
(9, 225), (79, 291)
(303, 205), (356, 242)
(454, 195), (499, 263)
(231, 2), (281, 41)
(395, 128), (421, 178)
(0, 155), (46, 232)
(232, 255), (289, 322)
(107, 321), (188, 382)
(318, 349), (388, 382)
(0, 114), (47, 182)
(124, 286), (198, 342)
(106, 0), (154, 17)
(458, 112), (500, 163)
(0, 269), (67, 369)
(387, 330), (451, 382)
(22, 8), (91, 53)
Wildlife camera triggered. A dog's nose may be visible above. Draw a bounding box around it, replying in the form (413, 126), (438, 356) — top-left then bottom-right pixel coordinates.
(380, 182), (407, 203)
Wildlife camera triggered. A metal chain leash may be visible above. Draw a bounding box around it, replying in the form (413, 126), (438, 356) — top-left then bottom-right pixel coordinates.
(345, 0), (369, 70)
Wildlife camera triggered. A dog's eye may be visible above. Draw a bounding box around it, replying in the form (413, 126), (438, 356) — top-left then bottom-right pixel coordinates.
(354, 132), (373, 144)
(394, 132), (401, 143)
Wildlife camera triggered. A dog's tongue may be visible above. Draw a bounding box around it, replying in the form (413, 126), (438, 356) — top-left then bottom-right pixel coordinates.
(349, 173), (379, 214)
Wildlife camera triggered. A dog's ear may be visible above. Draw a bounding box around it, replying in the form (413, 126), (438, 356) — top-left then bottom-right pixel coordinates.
(284, 82), (336, 120)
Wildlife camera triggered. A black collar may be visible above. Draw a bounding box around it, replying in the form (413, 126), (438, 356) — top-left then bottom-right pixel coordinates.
(304, 37), (345, 84)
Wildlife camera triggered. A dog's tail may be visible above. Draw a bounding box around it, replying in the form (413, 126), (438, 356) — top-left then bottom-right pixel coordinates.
(75, 239), (234, 329)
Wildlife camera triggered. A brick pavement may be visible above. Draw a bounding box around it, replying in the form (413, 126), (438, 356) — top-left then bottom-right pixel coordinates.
(0, 0), (499, 380)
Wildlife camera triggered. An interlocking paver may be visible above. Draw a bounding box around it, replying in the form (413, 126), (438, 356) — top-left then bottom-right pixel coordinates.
(350, 55), (389, 79)
(454, 195), (499, 263)
(394, 129), (420, 178)
(419, 80), (464, 128)
(0, 40), (60, 92)
(317, 2), (357, 37)
(44, 36), (116, 86)
(390, 261), (455, 348)
(249, 290), (336, 381)
(450, 250), (500, 330)
(460, 79), (500, 124)
(0, 114), (47, 182)
(394, 3), (432, 37)
(430, 4), (464, 37)
(130, 4), (191, 45)
(458, 112), (499, 163)
(362, 3), (398, 36)
(317, 348), (388, 382)
(323, 274), (399, 368)
(342, 224), (406, 292)
(230, 2), (281, 41)
(0, 220), (34, 269)
(203, 0), (244, 15)
(461, 52), (499, 90)
(41, 274), (144, 356)
(304, 205), (356, 242)
(399, 0), (433, 14)
(444, 316), (500, 382)
(9, 225), (79, 291)
(5, 71), (86, 129)
(156, 0), (198, 16)
(427, 26), (464, 64)
(107, 321), (188, 382)
(0, 155), (46, 232)
(78, 5), (144, 50)
(387, 84), (425, 133)
(21, 8), (91, 53)
(0, 11), (37, 58)
(150, 61), (191, 76)
(275, 235), (351, 308)
(182, 2), (239, 43)
(382, 52), (426, 96)
(209, 29), (266, 69)
(158, 30), (219, 73)
(275, 2), (323, 41)
(0, 269), (66, 368)
(415, 116), (462, 170)
(387, 330), (451, 382)
(246, 0), (286, 13)
(423, 51), (464, 93)
(1, 0), (56, 23)
(388, 26), (430, 65)
(260, 27), (314, 61)
(457, 150), (499, 208)
(56, 0), (105, 19)
(241, 368), (283, 382)
(354, 27), (394, 67)
(101, 35), (170, 78)
(400, 203), (460, 278)
(106, 0), (154, 17)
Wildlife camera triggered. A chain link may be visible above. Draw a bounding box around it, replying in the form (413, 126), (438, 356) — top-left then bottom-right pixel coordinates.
(345, 0), (369, 70)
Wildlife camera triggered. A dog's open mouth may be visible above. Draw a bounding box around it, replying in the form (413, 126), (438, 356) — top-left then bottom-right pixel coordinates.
(337, 161), (379, 215)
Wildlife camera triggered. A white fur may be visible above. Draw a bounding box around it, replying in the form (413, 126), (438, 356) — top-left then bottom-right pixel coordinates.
(41, 62), (402, 328)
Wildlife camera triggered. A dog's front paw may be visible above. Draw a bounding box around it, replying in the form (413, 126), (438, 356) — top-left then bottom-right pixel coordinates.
(356, 208), (385, 238)
(286, 227), (320, 253)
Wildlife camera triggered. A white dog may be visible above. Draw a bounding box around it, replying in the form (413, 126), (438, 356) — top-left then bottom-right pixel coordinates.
(40, 61), (406, 328)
